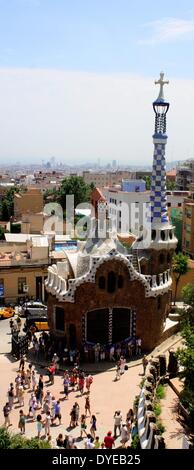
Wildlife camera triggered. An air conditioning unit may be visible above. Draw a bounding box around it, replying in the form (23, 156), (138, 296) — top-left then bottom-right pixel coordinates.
(23, 285), (29, 293)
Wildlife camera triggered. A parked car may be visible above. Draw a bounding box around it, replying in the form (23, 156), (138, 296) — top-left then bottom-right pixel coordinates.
(23, 313), (49, 332)
(20, 301), (47, 317)
(0, 306), (15, 319)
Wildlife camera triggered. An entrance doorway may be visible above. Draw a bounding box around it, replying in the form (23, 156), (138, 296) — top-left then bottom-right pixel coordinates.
(36, 277), (42, 301)
(86, 308), (135, 345)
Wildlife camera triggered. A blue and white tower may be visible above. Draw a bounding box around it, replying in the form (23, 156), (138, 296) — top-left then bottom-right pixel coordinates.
(150, 72), (177, 250)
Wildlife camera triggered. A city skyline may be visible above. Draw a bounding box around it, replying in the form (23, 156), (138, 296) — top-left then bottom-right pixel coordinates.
(0, 1), (194, 164)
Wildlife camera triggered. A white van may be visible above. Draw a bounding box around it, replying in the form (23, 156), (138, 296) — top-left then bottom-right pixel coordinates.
(20, 301), (47, 317)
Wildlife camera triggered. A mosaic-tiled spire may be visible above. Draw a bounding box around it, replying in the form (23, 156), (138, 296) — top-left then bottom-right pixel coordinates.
(150, 72), (169, 224)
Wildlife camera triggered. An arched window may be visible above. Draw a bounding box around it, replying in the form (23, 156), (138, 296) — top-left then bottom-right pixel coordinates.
(159, 253), (165, 264)
(118, 275), (124, 288)
(107, 271), (116, 293)
(152, 229), (156, 241)
(161, 231), (165, 241)
(157, 275), (160, 286)
(99, 276), (106, 289)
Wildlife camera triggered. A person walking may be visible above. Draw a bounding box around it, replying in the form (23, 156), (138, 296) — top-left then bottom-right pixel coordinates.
(85, 396), (91, 416)
(80, 414), (87, 439)
(37, 414), (43, 439)
(44, 411), (51, 437)
(113, 410), (122, 438)
(8, 383), (14, 410)
(18, 410), (26, 434)
(3, 402), (11, 429)
(142, 355), (148, 375)
(54, 400), (62, 425)
(121, 423), (129, 445)
(90, 415), (97, 439)
(104, 431), (115, 449)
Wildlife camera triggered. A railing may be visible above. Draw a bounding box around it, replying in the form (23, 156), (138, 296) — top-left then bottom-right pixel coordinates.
(11, 334), (29, 359)
(137, 356), (167, 449)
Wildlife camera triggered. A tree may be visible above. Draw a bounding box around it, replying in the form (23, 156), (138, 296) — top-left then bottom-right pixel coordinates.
(166, 180), (176, 191)
(176, 324), (194, 391)
(0, 199), (10, 221)
(59, 176), (91, 211)
(172, 253), (189, 305)
(143, 175), (151, 190)
(0, 226), (5, 240)
(180, 283), (194, 326)
(0, 186), (21, 221)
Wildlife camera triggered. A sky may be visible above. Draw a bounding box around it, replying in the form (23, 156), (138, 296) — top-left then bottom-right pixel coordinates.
(0, 0), (194, 165)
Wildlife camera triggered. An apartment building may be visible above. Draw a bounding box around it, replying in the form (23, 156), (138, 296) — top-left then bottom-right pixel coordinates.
(14, 188), (43, 220)
(182, 200), (194, 258)
(176, 161), (194, 191)
(0, 234), (50, 304)
(82, 170), (135, 188)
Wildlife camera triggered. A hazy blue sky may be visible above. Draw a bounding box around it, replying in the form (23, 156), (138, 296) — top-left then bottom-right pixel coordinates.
(0, 0), (194, 165)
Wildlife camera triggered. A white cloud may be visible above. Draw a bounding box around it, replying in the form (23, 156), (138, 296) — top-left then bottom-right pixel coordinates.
(0, 68), (193, 166)
(139, 18), (194, 45)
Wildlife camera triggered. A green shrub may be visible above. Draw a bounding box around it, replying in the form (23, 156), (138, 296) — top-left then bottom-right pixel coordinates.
(25, 438), (51, 449)
(180, 387), (194, 409)
(154, 403), (161, 417)
(139, 378), (145, 389)
(130, 435), (140, 449)
(156, 384), (166, 400)
(133, 395), (140, 411)
(0, 427), (11, 449)
(9, 433), (28, 449)
(157, 420), (166, 434)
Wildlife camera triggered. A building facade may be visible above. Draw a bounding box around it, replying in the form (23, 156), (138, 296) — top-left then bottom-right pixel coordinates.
(45, 73), (177, 353)
(182, 199), (194, 258)
(0, 235), (49, 304)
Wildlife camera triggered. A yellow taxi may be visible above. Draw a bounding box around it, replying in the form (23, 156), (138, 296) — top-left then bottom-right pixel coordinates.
(0, 307), (15, 319)
(24, 314), (49, 332)
(34, 320), (49, 331)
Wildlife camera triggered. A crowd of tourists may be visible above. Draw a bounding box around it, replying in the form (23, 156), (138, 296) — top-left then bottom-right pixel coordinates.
(2, 351), (139, 449)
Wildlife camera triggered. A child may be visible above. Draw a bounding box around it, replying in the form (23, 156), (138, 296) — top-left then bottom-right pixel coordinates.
(80, 414), (87, 439)
(37, 414), (43, 439)
(85, 396), (91, 416)
(94, 436), (101, 449)
(18, 410), (26, 434)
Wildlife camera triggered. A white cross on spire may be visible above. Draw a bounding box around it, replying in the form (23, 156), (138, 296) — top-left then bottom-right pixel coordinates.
(155, 71), (169, 101)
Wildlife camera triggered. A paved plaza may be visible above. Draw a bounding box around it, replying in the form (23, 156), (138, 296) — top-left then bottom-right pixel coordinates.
(0, 318), (186, 448)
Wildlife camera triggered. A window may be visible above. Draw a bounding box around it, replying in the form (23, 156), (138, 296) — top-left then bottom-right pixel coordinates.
(167, 202), (171, 207)
(152, 230), (156, 241)
(159, 253), (165, 264)
(55, 306), (65, 331)
(161, 231), (165, 241)
(0, 279), (4, 299)
(107, 271), (116, 293)
(18, 277), (26, 295)
(99, 276), (106, 289)
(178, 202), (182, 207)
